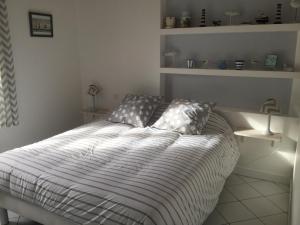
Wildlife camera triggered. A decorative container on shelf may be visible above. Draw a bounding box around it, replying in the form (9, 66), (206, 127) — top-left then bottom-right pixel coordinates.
(199, 9), (206, 27)
(255, 13), (269, 24)
(225, 11), (240, 25)
(218, 60), (228, 70)
(200, 60), (209, 69)
(212, 20), (222, 26)
(165, 16), (176, 29)
(274, 3), (282, 24)
(250, 59), (260, 70)
(186, 59), (195, 68)
(235, 60), (245, 70)
(164, 51), (177, 67)
(264, 54), (278, 69)
(180, 11), (192, 28)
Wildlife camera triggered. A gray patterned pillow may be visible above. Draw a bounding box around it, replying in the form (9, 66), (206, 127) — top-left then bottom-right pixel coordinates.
(147, 102), (170, 126)
(152, 99), (212, 135)
(108, 94), (162, 127)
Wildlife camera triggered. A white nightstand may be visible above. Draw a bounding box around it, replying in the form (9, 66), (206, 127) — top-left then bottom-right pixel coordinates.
(81, 109), (110, 123)
(234, 129), (282, 147)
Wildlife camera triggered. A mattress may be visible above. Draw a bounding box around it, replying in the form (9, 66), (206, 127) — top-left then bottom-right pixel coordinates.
(0, 114), (239, 225)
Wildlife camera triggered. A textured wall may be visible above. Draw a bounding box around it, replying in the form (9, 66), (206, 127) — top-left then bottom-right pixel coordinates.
(77, 0), (161, 110)
(0, 0), (82, 151)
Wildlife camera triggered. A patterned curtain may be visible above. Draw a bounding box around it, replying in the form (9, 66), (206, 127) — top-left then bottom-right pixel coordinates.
(0, 0), (18, 127)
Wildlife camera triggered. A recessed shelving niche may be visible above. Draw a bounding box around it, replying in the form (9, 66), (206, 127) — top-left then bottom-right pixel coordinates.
(160, 31), (297, 71)
(160, 0), (296, 29)
(159, 0), (300, 115)
(160, 0), (299, 72)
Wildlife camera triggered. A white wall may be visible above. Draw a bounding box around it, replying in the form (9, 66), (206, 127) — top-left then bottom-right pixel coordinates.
(292, 138), (300, 225)
(77, 0), (161, 110)
(165, 75), (293, 114)
(0, 0), (82, 151)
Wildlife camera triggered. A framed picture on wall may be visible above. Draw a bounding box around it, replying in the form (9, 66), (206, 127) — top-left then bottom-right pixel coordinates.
(265, 54), (278, 69)
(29, 12), (53, 37)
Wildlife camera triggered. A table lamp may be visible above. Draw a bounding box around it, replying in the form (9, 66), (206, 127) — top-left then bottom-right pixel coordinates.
(88, 84), (101, 112)
(260, 98), (281, 135)
(291, 0), (300, 22)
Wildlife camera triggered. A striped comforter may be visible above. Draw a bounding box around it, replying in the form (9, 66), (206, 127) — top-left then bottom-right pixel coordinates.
(0, 115), (239, 225)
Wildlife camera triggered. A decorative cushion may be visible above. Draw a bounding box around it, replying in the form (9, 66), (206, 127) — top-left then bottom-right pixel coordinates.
(203, 112), (233, 135)
(152, 99), (212, 135)
(108, 94), (162, 127)
(147, 102), (170, 126)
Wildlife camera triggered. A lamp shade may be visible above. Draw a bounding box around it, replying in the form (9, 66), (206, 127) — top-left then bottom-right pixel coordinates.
(260, 98), (281, 114)
(291, 0), (300, 8)
(88, 84), (101, 97)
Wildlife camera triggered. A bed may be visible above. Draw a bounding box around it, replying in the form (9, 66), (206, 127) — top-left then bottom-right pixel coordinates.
(0, 112), (239, 225)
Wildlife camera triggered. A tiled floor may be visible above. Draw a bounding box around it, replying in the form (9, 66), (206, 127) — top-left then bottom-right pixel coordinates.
(6, 174), (290, 225)
(204, 174), (290, 225)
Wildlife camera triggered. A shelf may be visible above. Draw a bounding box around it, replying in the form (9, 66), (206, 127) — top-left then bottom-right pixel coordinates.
(234, 129), (282, 143)
(159, 68), (300, 79)
(160, 23), (300, 35)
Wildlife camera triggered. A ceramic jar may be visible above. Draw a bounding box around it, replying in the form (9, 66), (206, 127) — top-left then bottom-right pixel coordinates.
(180, 11), (192, 28)
(165, 17), (176, 29)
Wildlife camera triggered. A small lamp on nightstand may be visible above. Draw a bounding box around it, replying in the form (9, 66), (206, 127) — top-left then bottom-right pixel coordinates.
(260, 98), (281, 135)
(88, 84), (102, 112)
(291, 0), (300, 22)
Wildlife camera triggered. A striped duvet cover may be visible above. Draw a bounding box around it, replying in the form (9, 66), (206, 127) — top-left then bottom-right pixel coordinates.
(0, 115), (239, 225)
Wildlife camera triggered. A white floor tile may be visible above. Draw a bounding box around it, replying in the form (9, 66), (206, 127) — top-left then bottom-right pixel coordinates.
(242, 197), (281, 217)
(217, 202), (256, 223)
(18, 217), (40, 225)
(5, 175), (290, 225)
(276, 183), (290, 192)
(225, 174), (245, 187)
(230, 219), (264, 225)
(7, 222), (18, 225)
(249, 181), (286, 196)
(203, 210), (227, 225)
(260, 213), (288, 225)
(8, 211), (19, 219)
(240, 176), (261, 183)
(8, 216), (19, 223)
(227, 183), (261, 200)
(267, 193), (289, 212)
(219, 188), (237, 203)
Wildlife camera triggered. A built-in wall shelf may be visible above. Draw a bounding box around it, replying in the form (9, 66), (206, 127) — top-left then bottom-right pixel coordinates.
(160, 23), (300, 36)
(160, 68), (300, 79)
(234, 129), (283, 146)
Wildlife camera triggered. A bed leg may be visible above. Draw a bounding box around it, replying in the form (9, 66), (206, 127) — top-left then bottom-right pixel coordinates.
(0, 208), (8, 225)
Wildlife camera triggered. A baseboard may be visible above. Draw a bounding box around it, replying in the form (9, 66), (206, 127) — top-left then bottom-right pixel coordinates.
(234, 166), (291, 184)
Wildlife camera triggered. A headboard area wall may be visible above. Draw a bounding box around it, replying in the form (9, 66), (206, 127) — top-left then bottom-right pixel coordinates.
(162, 74), (293, 114)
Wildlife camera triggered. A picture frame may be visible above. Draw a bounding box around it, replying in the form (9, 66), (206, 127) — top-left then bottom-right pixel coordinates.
(265, 54), (278, 69)
(29, 12), (53, 37)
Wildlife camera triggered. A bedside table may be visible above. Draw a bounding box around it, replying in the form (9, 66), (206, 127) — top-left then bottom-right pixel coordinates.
(234, 129), (282, 147)
(81, 109), (110, 123)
